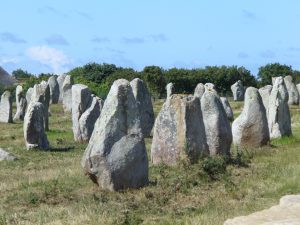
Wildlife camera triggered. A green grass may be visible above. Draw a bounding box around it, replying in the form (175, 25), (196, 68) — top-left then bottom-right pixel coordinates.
(0, 101), (300, 225)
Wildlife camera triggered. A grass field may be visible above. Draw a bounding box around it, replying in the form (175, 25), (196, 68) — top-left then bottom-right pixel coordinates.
(0, 100), (300, 225)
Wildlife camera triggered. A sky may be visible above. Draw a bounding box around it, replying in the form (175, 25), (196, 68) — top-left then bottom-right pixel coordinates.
(0, 0), (300, 76)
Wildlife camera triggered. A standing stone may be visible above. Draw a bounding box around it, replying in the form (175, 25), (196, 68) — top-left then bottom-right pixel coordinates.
(31, 81), (50, 131)
(57, 74), (66, 103)
(232, 87), (269, 148)
(231, 80), (245, 101)
(48, 76), (59, 104)
(0, 91), (12, 123)
(268, 76), (292, 138)
(284, 75), (299, 105)
(194, 83), (205, 98)
(81, 79), (148, 191)
(151, 95), (208, 166)
(166, 82), (174, 99)
(220, 97), (234, 121)
(26, 87), (33, 105)
(24, 102), (49, 150)
(258, 85), (272, 113)
(201, 90), (232, 155)
(297, 84), (300, 99)
(72, 84), (92, 142)
(78, 96), (103, 142)
(130, 78), (154, 137)
(14, 85), (27, 121)
(62, 75), (74, 112)
(204, 83), (217, 93)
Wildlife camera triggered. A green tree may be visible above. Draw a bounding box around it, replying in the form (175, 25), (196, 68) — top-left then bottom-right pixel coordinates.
(12, 69), (34, 79)
(258, 63), (293, 86)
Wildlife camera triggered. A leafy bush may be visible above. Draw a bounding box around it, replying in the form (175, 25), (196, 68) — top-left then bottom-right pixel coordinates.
(202, 156), (227, 180)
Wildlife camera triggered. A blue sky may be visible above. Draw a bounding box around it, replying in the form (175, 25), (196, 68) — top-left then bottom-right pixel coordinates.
(0, 0), (300, 76)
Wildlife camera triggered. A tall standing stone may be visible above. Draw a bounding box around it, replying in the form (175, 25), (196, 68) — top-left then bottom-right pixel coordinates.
(151, 95), (208, 165)
(62, 75), (74, 112)
(48, 76), (59, 104)
(31, 81), (50, 131)
(26, 87), (33, 105)
(232, 87), (270, 148)
(201, 90), (232, 155)
(220, 97), (234, 121)
(204, 83), (217, 93)
(284, 75), (299, 105)
(78, 96), (103, 142)
(57, 74), (66, 103)
(14, 85), (27, 121)
(130, 78), (154, 137)
(166, 82), (174, 99)
(194, 83), (205, 98)
(0, 91), (12, 123)
(81, 79), (148, 191)
(24, 102), (49, 150)
(268, 76), (292, 138)
(71, 84), (92, 142)
(258, 85), (272, 113)
(231, 80), (245, 101)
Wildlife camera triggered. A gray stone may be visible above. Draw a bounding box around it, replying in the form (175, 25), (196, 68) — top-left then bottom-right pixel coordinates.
(201, 90), (232, 155)
(14, 85), (27, 121)
(71, 84), (92, 142)
(268, 76), (292, 138)
(81, 79), (148, 191)
(0, 148), (17, 161)
(31, 81), (50, 131)
(258, 85), (272, 114)
(224, 195), (300, 225)
(130, 78), (154, 137)
(284, 75), (299, 105)
(204, 83), (217, 93)
(0, 91), (12, 123)
(232, 87), (269, 148)
(220, 97), (234, 121)
(62, 75), (74, 112)
(151, 94), (208, 166)
(24, 102), (49, 150)
(297, 84), (300, 99)
(57, 74), (66, 103)
(26, 87), (33, 105)
(194, 83), (205, 98)
(48, 76), (59, 104)
(78, 96), (103, 142)
(166, 82), (174, 98)
(231, 80), (244, 101)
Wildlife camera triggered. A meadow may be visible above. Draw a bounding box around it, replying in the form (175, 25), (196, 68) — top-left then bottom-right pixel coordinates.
(0, 100), (300, 225)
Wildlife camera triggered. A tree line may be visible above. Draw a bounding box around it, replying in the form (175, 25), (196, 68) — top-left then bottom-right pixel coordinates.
(11, 63), (300, 99)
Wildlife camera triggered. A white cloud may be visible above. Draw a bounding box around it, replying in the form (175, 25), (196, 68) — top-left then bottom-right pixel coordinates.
(26, 45), (71, 74)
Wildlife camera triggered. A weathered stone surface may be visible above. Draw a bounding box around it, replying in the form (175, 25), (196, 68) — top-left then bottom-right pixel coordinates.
(204, 83), (217, 93)
(232, 87), (269, 148)
(0, 148), (17, 161)
(72, 84), (92, 142)
(224, 195), (300, 225)
(151, 94), (208, 165)
(48, 76), (59, 104)
(57, 74), (66, 103)
(24, 102), (49, 150)
(0, 91), (12, 123)
(220, 97), (234, 121)
(31, 81), (50, 131)
(62, 75), (74, 112)
(130, 78), (154, 137)
(201, 90), (232, 155)
(166, 82), (174, 98)
(14, 85), (27, 121)
(297, 84), (300, 98)
(268, 76), (292, 139)
(26, 87), (33, 105)
(81, 79), (148, 191)
(284, 75), (299, 105)
(258, 85), (272, 113)
(231, 80), (244, 101)
(194, 83), (205, 98)
(78, 96), (103, 142)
